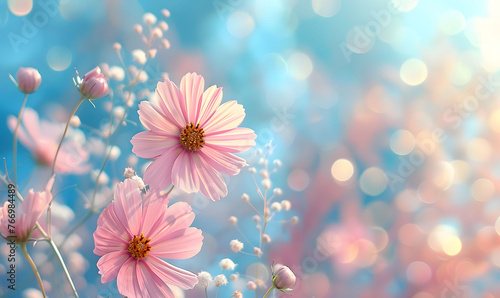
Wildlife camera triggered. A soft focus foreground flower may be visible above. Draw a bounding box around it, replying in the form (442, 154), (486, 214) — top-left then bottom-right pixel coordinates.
(197, 271), (212, 288)
(93, 179), (203, 297)
(76, 67), (109, 100)
(16, 67), (41, 94)
(272, 264), (296, 291)
(131, 72), (256, 200)
(0, 175), (55, 242)
(7, 108), (91, 174)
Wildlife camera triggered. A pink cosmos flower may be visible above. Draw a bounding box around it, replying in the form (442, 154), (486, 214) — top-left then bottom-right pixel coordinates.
(0, 175), (55, 242)
(93, 179), (203, 297)
(131, 73), (256, 201)
(7, 108), (91, 174)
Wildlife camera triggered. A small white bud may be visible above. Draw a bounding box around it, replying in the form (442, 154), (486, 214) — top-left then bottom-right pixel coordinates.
(161, 9), (171, 17)
(252, 215), (261, 223)
(70, 115), (81, 127)
(214, 274), (228, 287)
(228, 216), (238, 226)
(112, 42), (121, 51)
(253, 247), (263, 256)
(230, 239), (244, 253)
(248, 167), (256, 174)
(261, 179), (271, 190)
(132, 49), (147, 65)
(123, 167), (135, 178)
(159, 21), (169, 31)
(161, 38), (171, 49)
(130, 175), (145, 190)
(197, 271), (212, 288)
(258, 157), (267, 166)
(273, 159), (282, 167)
(262, 234), (271, 243)
(113, 106), (125, 119)
(152, 27), (163, 38)
(127, 155), (138, 166)
(109, 66), (125, 81)
(134, 24), (143, 34)
(230, 273), (239, 281)
(259, 169), (269, 179)
(148, 49), (157, 59)
(281, 200), (291, 211)
(241, 193), (249, 202)
(143, 12), (157, 25)
(247, 281), (257, 290)
(219, 258), (236, 270)
(290, 216), (299, 224)
(273, 188), (282, 196)
(234, 290), (243, 298)
(270, 202), (282, 212)
(108, 146), (121, 161)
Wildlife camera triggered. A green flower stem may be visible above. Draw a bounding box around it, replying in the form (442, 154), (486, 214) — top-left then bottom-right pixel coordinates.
(13, 93), (29, 186)
(51, 96), (85, 176)
(21, 243), (46, 298)
(263, 286), (275, 298)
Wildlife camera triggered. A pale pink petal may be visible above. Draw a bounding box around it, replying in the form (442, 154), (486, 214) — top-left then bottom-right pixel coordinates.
(137, 261), (175, 297)
(146, 202), (195, 241)
(131, 131), (179, 159)
(143, 146), (183, 192)
(202, 101), (245, 133)
(150, 227), (203, 259)
(197, 85), (223, 126)
(97, 251), (131, 283)
(117, 259), (142, 297)
(7, 115), (36, 149)
(199, 146), (247, 175)
(171, 151), (198, 193)
(156, 80), (187, 128)
(93, 225), (129, 255)
(0, 202), (10, 237)
(112, 180), (143, 237)
(191, 154), (227, 201)
(205, 127), (256, 153)
(137, 101), (180, 135)
(141, 191), (170, 239)
(145, 256), (199, 290)
(57, 141), (91, 174)
(180, 72), (205, 122)
(20, 108), (41, 141)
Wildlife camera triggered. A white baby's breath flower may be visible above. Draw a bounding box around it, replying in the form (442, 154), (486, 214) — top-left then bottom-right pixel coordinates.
(143, 12), (157, 25)
(197, 271), (212, 288)
(132, 49), (147, 65)
(230, 239), (244, 253)
(214, 274), (228, 287)
(219, 258), (236, 270)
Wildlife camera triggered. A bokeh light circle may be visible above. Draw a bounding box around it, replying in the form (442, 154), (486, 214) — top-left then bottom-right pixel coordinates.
(7, 0), (33, 16)
(406, 261), (432, 284)
(400, 58), (428, 86)
(312, 0), (341, 18)
(331, 159), (354, 182)
(359, 167), (388, 196)
(287, 53), (313, 80)
(288, 169), (310, 191)
(471, 178), (495, 202)
(346, 26), (375, 54)
(390, 129), (415, 155)
(227, 11), (255, 38)
(47, 46), (72, 71)
(439, 10), (466, 35)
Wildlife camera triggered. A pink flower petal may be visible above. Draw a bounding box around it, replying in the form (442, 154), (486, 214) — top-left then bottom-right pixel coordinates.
(97, 251), (131, 283)
(147, 202), (195, 241)
(156, 80), (187, 128)
(143, 145), (183, 192)
(131, 131), (179, 159)
(137, 101), (180, 136)
(191, 154), (227, 201)
(205, 127), (256, 153)
(137, 261), (175, 297)
(199, 146), (247, 175)
(93, 225), (129, 256)
(20, 108), (41, 141)
(203, 101), (245, 133)
(171, 151), (198, 193)
(180, 72), (205, 122)
(117, 258), (142, 297)
(145, 256), (199, 290)
(197, 85), (223, 127)
(141, 191), (170, 239)
(112, 180), (143, 237)
(7, 115), (36, 150)
(150, 227), (203, 259)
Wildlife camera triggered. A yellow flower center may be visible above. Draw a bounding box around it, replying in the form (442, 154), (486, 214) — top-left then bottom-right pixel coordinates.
(180, 122), (205, 151)
(128, 233), (151, 260)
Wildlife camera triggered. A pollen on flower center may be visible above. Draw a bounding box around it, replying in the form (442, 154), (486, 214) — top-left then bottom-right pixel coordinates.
(180, 122), (205, 151)
(128, 233), (151, 260)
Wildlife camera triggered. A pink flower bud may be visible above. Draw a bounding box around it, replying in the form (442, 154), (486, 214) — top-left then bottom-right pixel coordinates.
(272, 265), (296, 290)
(247, 281), (257, 291)
(16, 67), (41, 94)
(78, 67), (109, 100)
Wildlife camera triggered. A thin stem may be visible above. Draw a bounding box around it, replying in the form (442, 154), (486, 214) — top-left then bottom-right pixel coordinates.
(51, 96), (85, 176)
(216, 286), (219, 298)
(21, 243), (46, 298)
(204, 287), (208, 298)
(263, 286), (275, 298)
(49, 240), (79, 297)
(59, 210), (93, 248)
(165, 185), (175, 195)
(235, 225), (253, 247)
(13, 93), (29, 186)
